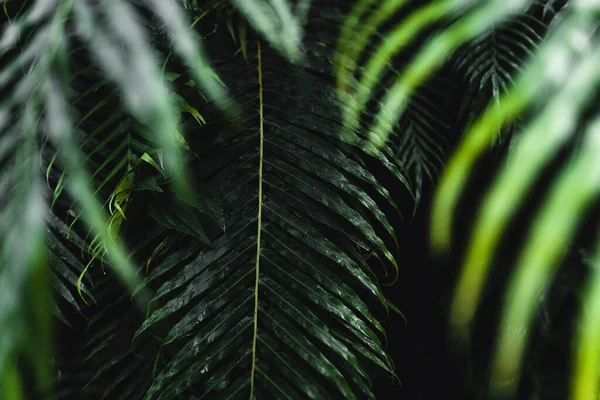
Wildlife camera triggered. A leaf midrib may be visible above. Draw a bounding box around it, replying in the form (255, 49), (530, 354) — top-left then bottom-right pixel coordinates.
(249, 40), (264, 399)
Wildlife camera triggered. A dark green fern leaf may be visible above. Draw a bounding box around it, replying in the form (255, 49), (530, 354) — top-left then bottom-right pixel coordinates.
(46, 210), (96, 326)
(130, 7), (408, 399)
(388, 79), (452, 209)
(54, 274), (155, 400)
(451, 1), (565, 136)
(330, 2), (454, 206)
(53, 222), (189, 400)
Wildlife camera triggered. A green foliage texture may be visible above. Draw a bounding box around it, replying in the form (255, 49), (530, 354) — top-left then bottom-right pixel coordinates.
(1, 0), (599, 399)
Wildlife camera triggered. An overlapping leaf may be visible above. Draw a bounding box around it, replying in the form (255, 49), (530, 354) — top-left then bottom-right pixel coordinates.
(337, 0), (537, 153)
(54, 273), (154, 400)
(0, 2), (68, 397)
(451, 1), (563, 136)
(426, 1), (600, 398)
(333, 0), (600, 397)
(0, 0), (238, 395)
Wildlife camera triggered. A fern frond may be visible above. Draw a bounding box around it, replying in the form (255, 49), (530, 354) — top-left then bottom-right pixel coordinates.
(338, 0), (532, 154)
(127, 8), (408, 397)
(428, 1), (600, 397)
(451, 1), (563, 138)
(47, 210), (96, 325)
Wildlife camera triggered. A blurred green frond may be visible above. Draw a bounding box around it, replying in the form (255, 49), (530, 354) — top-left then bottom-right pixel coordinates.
(0, 0), (305, 395)
(336, 0), (600, 398)
(230, 0), (306, 63)
(0, 97), (52, 400)
(337, 0), (532, 151)
(422, 1), (600, 398)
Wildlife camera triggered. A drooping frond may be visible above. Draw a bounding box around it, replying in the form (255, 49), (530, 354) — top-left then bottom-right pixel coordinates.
(425, 1), (600, 398)
(337, 0), (534, 152)
(46, 209), (96, 326)
(451, 0), (564, 139)
(387, 79), (452, 209)
(126, 5), (408, 398)
(0, 2), (69, 396)
(54, 274), (155, 400)
(0, 75), (52, 399)
(0, 0), (290, 394)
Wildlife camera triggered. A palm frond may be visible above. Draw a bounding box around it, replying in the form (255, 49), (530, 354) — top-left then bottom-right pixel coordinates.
(388, 78), (451, 209)
(54, 274), (154, 400)
(335, 0), (600, 397)
(127, 7), (407, 397)
(423, 1), (600, 398)
(46, 210), (96, 326)
(0, 91), (52, 399)
(0, 0), (262, 393)
(451, 1), (563, 137)
(338, 0), (532, 151)
(0, 2), (69, 396)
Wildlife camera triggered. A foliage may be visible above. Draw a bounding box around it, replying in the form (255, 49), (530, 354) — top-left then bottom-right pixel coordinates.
(337, 0), (600, 398)
(2, 0), (600, 399)
(2, 0), (404, 399)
